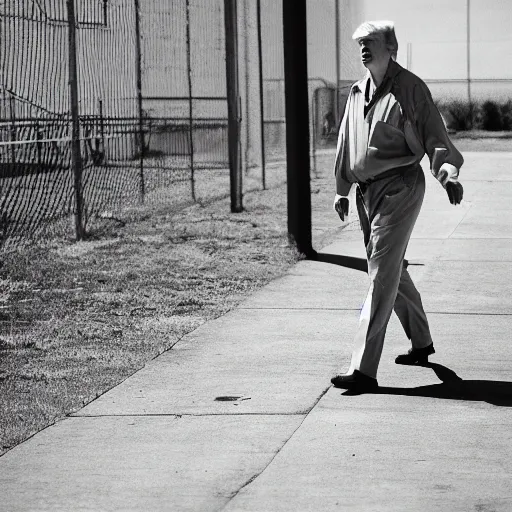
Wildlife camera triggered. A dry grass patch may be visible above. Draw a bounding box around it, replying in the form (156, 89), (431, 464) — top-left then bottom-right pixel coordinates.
(0, 165), (322, 454)
(0, 154), (347, 455)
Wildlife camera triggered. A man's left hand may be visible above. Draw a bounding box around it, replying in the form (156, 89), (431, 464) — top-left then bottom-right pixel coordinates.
(445, 181), (464, 205)
(434, 163), (464, 205)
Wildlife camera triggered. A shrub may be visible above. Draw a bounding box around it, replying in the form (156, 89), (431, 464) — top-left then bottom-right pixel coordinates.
(481, 100), (502, 131)
(442, 100), (475, 131)
(438, 99), (512, 132)
(500, 101), (512, 131)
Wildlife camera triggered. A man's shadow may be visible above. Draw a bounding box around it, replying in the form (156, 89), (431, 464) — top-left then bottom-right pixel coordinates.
(345, 363), (512, 407)
(313, 252), (512, 407)
(310, 251), (423, 273)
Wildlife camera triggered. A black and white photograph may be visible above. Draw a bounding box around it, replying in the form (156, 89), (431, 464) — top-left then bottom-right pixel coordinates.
(1, 1), (511, 510)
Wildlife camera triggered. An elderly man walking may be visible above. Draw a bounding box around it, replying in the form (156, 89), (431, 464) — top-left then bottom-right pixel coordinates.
(331, 21), (464, 391)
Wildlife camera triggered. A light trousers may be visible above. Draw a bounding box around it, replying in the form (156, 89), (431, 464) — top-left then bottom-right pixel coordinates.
(348, 165), (433, 379)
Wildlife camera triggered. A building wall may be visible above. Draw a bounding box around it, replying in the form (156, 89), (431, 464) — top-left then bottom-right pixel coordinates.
(349, 0), (512, 101)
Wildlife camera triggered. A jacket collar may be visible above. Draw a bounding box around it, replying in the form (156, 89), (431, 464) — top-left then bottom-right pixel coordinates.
(353, 59), (403, 93)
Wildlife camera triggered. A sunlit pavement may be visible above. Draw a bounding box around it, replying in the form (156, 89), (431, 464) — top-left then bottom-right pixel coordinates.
(1, 151), (511, 511)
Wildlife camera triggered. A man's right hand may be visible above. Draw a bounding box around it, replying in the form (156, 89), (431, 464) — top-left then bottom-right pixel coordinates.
(333, 195), (349, 222)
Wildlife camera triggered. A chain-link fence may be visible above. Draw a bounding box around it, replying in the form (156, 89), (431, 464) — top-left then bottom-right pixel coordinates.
(1, 2), (74, 244)
(139, 1), (231, 203)
(1, 0), (343, 251)
(1, 1), (139, 246)
(0, 1), (230, 248)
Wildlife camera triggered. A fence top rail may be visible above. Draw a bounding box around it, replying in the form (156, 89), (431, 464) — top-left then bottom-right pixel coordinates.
(143, 96), (228, 101)
(0, 120), (69, 126)
(0, 117), (230, 124)
(0, 134), (127, 146)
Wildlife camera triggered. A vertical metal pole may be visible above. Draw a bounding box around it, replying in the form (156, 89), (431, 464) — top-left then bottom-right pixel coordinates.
(66, 0), (85, 240)
(467, 0), (472, 122)
(407, 42), (412, 70)
(103, 0), (108, 26)
(99, 99), (105, 157)
(312, 88), (318, 177)
(334, 0), (340, 123)
(224, 0), (243, 213)
(282, 0), (313, 256)
(185, 0), (196, 201)
(256, 0), (266, 190)
(9, 95), (16, 164)
(36, 120), (42, 166)
(134, 0), (145, 203)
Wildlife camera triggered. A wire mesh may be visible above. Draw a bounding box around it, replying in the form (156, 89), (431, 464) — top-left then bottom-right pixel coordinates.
(259, 0), (286, 164)
(0, 0), (342, 250)
(138, 0), (230, 206)
(0, 1), (75, 244)
(0, 0), (234, 249)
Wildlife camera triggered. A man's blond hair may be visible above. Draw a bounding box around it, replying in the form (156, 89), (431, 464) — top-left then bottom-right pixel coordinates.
(352, 20), (398, 60)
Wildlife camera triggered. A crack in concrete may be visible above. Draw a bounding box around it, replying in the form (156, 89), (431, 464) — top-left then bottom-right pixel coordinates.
(218, 385), (331, 512)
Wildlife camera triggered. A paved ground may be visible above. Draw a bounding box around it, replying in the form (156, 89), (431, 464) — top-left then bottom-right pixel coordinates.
(1, 152), (512, 511)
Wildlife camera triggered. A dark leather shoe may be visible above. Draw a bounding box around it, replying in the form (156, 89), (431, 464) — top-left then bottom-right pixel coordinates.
(331, 370), (378, 391)
(395, 343), (435, 365)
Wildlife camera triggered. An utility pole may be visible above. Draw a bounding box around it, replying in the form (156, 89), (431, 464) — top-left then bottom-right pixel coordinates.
(282, 0), (313, 257)
(224, 0), (243, 213)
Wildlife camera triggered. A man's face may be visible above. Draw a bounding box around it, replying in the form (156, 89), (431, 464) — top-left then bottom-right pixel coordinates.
(357, 33), (390, 68)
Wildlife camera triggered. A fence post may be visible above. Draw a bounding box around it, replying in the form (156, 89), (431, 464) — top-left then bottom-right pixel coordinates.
(66, 0), (85, 241)
(334, 0), (340, 123)
(134, 0), (145, 203)
(99, 99), (105, 159)
(311, 88), (318, 177)
(256, 0), (266, 190)
(9, 95), (16, 165)
(282, 0), (313, 256)
(103, 0), (108, 26)
(224, 0), (243, 213)
(35, 119), (42, 166)
(185, 0), (196, 202)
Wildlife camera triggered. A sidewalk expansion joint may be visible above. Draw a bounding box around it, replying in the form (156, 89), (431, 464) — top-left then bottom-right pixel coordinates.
(218, 385), (331, 511)
(70, 412), (307, 418)
(427, 311), (512, 316)
(434, 259), (512, 263)
(239, 307), (360, 311)
(410, 237), (512, 241)
(238, 308), (512, 315)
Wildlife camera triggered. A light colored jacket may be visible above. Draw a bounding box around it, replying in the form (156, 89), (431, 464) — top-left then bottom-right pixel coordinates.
(334, 59), (463, 196)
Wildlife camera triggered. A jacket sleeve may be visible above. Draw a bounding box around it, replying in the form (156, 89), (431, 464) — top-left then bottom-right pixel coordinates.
(336, 163), (353, 196)
(334, 91), (354, 196)
(413, 83), (464, 176)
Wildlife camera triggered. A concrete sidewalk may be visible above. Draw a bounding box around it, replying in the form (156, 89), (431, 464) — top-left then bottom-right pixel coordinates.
(1, 152), (512, 511)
